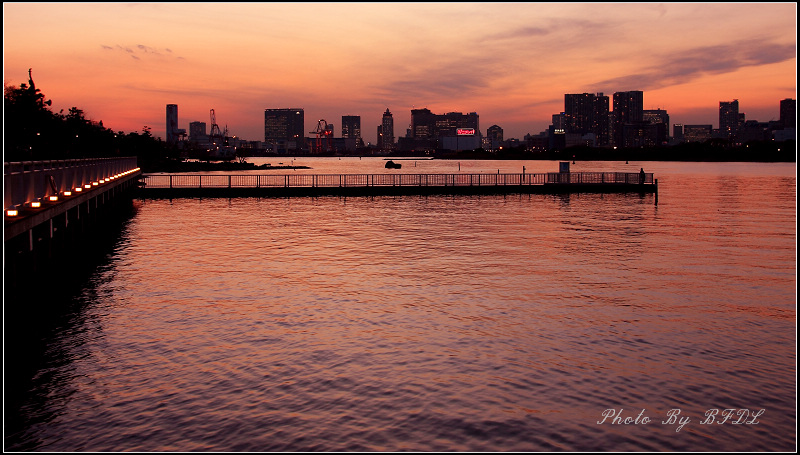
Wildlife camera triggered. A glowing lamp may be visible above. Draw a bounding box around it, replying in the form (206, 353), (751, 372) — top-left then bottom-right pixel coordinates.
(49, 196), (58, 201)
(7, 209), (19, 217)
(30, 201), (42, 208)
(75, 187), (83, 192)
(85, 184), (92, 189)
(92, 182), (99, 186)
(63, 191), (72, 196)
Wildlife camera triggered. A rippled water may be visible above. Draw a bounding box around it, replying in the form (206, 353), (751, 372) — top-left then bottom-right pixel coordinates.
(4, 160), (796, 451)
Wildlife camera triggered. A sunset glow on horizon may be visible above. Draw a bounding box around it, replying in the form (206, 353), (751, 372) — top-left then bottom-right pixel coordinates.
(3, 2), (796, 144)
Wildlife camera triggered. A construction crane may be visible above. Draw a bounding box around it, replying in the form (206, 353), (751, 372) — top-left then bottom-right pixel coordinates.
(310, 119), (333, 154)
(208, 109), (234, 159)
(209, 109), (223, 147)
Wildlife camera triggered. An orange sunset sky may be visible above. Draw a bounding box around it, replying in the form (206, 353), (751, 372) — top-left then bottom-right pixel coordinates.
(3, 2), (797, 144)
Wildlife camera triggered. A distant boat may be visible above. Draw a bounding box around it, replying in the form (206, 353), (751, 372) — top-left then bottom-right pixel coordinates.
(385, 160), (402, 169)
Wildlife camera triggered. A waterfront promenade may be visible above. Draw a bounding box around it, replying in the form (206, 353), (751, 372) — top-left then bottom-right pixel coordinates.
(4, 158), (142, 289)
(138, 171), (657, 198)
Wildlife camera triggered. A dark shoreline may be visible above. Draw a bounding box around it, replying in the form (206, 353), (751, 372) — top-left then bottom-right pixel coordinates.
(139, 139), (795, 173)
(143, 161), (311, 173)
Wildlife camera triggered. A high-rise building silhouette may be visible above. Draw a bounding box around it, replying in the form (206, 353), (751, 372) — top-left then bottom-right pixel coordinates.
(779, 98), (796, 129)
(683, 124), (713, 143)
(673, 124), (684, 142)
(719, 100), (740, 139)
(379, 108), (394, 151)
(411, 108), (437, 139)
(166, 104), (179, 145)
(593, 93), (610, 146)
(612, 91), (643, 147)
(487, 124), (503, 151)
(552, 112), (566, 131)
(644, 109), (670, 144)
(564, 93), (609, 146)
(341, 115), (363, 147)
(264, 108), (304, 150)
(189, 121), (207, 141)
(487, 125), (503, 142)
(564, 94), (594, 134)
(403, 108), (479, 151)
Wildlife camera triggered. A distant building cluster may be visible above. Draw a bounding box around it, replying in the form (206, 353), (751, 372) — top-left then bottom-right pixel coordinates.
(164, 93), (796, 156)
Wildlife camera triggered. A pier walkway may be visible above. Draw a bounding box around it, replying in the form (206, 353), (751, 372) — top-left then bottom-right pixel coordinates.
(4, 157), (142, 290)
(137, 171), (657, 198)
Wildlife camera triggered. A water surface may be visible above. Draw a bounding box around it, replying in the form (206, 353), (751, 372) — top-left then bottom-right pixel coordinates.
(4, 160), (796, 451)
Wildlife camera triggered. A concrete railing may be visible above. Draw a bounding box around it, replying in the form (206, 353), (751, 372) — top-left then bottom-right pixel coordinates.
(4, 157), (139, 210)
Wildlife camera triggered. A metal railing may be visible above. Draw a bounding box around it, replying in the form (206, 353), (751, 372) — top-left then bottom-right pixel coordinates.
(140, 172), (654, 189)
(4, 157), (139, 210)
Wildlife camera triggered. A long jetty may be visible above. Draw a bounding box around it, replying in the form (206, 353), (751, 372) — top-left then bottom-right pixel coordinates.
(4, 157), (142, 291)
(137, 171), (657, 198)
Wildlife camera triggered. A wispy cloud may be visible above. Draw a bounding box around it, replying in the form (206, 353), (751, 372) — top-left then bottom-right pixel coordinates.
(590, 39), (795, 92)
(101, 44), (184, 61)
(484, 19), (610, 43)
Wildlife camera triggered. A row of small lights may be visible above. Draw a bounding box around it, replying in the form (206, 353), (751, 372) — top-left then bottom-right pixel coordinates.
(5, 167), (141, 217)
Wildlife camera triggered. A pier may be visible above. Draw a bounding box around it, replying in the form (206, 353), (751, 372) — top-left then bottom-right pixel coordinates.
(137, 171), (657, 198)
(4, 158), (142, 290)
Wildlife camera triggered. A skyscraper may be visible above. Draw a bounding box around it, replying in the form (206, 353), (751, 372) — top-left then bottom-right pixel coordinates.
(166, 104), (179, 145)
(341, 115), (363, 147)
(612, 91), (643, 147)
(673, 124), (684, 142)
(487, 125), (503, 143)
(189, 121), (207, 141)
(644, 109), (670, 144)
(779, 98), (796, 129)
(411, 108), (436, 139)
(379, 108), (394, 151)
(487, 125), (503, 151)
(564, 93), (594, 134)
(719, 100), (739, 139)
(593, 93), (610, 146)
(264, 108), (305, 149)
(564, 93), (609, 146)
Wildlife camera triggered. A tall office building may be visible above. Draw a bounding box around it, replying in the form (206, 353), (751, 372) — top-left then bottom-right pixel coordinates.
(487, 125), (503, 143)
(644, 109), (670, 144)
(683, 124), (713, 143)
(379, 108), (394, 150)
(436, 111), (480, 136)
(564, 93), (609, 146)
(779, 98), (796, 129)
(166, 104), (179, 145)
(189, 121), (207, 141)
(411, 108), (437, 139)
(486, 125), (503, 151)
(719, 100), (740, 139)
(564, 93), (594, 134)
(405, 108), (479, 151)
(593, 93), (610, 146)
(673, 124), (684, 141)
(341, 115), (363, 146)
(612, 91), (643, 147)
(264, 108), (305, 147)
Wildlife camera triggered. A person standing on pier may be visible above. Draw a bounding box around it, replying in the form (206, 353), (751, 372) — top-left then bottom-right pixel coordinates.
(639, 167), (646, 185)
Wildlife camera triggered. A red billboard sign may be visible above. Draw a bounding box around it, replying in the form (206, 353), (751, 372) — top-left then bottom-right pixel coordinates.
(457, 128), (475, 136)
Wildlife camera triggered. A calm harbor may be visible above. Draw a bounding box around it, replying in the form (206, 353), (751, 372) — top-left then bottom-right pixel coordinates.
(4, 159), (796, 452)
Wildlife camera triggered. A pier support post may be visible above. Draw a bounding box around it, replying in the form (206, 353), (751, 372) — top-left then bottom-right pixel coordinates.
(655, 178), (659, 205)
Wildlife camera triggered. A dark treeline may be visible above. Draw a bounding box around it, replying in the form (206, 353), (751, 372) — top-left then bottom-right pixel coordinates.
(4, 71), (174, 171)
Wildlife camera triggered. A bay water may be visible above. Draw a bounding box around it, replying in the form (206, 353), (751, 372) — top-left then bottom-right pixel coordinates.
(4, 159), (796, 451)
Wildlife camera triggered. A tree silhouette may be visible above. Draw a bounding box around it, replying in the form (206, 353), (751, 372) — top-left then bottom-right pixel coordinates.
(4, 70), (169, 168)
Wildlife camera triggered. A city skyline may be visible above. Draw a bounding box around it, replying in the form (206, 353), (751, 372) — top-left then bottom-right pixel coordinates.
(3, 2), (796, 144)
